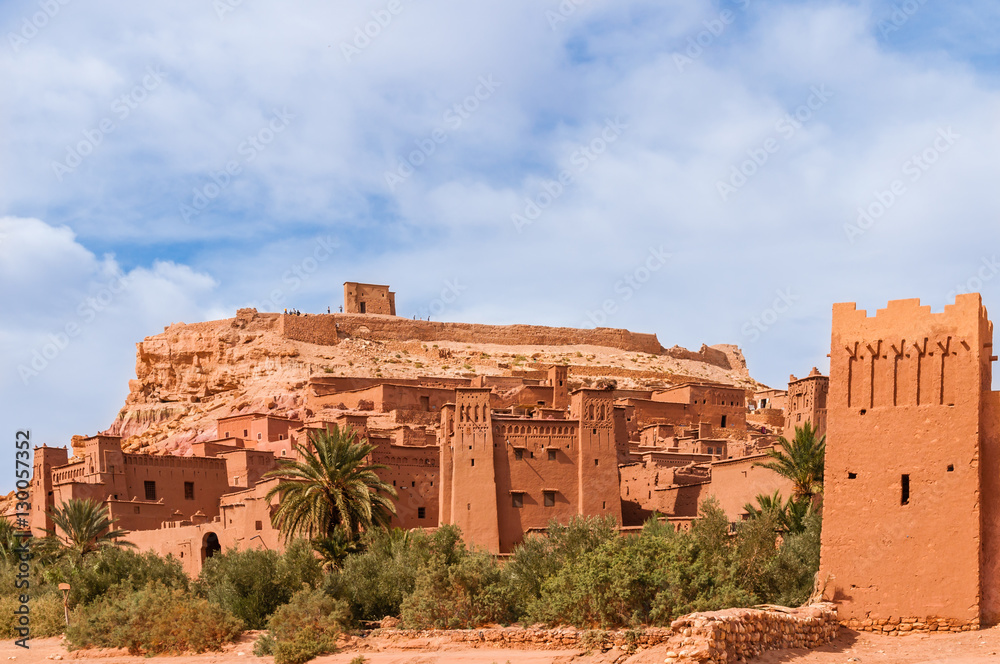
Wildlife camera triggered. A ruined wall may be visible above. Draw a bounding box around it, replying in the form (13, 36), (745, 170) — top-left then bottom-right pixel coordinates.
(820, 294), (994, 628)
(280, 313), (664, 354)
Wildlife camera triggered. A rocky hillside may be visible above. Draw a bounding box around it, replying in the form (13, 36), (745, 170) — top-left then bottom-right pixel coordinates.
(101, 309), (759, 456)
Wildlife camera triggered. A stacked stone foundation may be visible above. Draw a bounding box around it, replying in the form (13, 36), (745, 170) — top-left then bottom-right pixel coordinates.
(842, 615), (980, 634)
(661, 603), (839, 663)
(359, 604), (838, 662)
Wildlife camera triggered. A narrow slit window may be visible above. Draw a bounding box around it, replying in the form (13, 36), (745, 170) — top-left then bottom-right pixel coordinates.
(901, 474), (910, 505)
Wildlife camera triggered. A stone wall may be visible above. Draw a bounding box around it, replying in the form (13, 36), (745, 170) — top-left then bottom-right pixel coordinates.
(662, 603), (839, 663)
(841, 615), (980, 634)
(359, 604), (838, 662)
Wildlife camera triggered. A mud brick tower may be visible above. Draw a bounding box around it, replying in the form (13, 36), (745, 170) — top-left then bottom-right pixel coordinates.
(820, 293), (1000, 629)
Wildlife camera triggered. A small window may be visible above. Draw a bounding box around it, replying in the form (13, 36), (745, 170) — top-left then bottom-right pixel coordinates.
(393, 480), (396, 486)
(848, 472), (857, 479)
(257, 433), (262, 440)
(514, 449), (523, 461)
(411, 481), (415, 487)
(592, 428), (597, 434)
(184, 481), (194, 499)
(512, 494), (523, 508)
(721, 415), (727, 428)
(602, 501), (606, 509)
(547, 449), (556, 461)
(255, 520), (263, 530)
(244, 429), (248, 437)
(543, 491), (555, 507)
(134, 506), (140, 514)
(418, 507), (426, 519)
(594, 458), (599, 466)
(901, 474), (910, 505)
(947, 464), (954, 472)
(471, 459), (475, 467)
(144, 481), (156, 501)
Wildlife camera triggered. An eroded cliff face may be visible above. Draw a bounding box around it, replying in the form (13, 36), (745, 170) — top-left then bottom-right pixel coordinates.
(106, 313), (312, 454)
(102, 310), (757, 456)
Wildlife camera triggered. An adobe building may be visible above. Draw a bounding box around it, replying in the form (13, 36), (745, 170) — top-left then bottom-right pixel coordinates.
(344, 282), (396, 315)
(30, 434), (235, 537)
(820, 293), (1000, 630)
(785, 368), (828, 439)
(438, 388), (622, 553)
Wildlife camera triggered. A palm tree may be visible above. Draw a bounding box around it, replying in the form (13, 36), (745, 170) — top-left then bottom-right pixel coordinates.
(264, 425), (397, 543)
(758, 422), (826, 503)
(0, 518), (26, 565)
(44, 498), (135, 558)
(743, 490), (812, 534)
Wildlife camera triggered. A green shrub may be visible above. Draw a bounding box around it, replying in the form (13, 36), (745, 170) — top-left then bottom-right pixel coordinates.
(401, 550), (513, 628)
(0, 590), (66, 639)
(66, 582), (242, 654)
(62, 547), (188, 606)
(196, 540), (321, 629)
(334, 530), (417, 622)
(264, 588), (350, 664)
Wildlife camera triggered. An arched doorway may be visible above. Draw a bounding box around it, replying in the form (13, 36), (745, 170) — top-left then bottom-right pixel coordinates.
(202, 532), (221, 562)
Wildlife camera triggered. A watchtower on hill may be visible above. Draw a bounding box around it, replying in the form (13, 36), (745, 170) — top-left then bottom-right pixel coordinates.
(344, 282), (395, 315)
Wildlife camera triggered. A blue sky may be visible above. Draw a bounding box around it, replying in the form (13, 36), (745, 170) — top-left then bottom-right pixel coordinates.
(2, 0), (1000, 467)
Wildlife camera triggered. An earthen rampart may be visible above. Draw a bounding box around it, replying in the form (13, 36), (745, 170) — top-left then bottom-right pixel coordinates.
(279, 313), (665, 354)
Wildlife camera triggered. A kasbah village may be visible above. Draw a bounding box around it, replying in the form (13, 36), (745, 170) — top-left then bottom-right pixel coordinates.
(7, 281), (1000, 664)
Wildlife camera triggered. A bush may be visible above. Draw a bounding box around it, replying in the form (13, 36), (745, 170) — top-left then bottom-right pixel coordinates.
(401, 550), (513, 628)
(62, 547), (187, 606)
(0, 590), (66, 639)
(333, 529), (418, 622)
(197, 540), (322, 629)
(264, 588), (350, 664)
(66, 582), (242, 654)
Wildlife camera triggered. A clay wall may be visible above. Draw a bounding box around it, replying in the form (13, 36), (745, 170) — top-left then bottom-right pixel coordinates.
(191, 440), (244, 457)
(370, 444), (439, 529)
(820, 294), (993, 627)
(281, 313), (664, 354)
(493, 418), (582, 551)
(622, 399), (691, 429)
(703, 454), (796, 523)
(218, 449), (277, 489)
(125, 479), (283, 576)
(120, 452), (231, 522)
(218, 414), (300, 443)
(654, 384), (747, 431)
(983, 391), (1000, 626)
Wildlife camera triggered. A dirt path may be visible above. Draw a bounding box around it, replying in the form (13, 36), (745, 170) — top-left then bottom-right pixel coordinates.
(4, 626), (1000, 664)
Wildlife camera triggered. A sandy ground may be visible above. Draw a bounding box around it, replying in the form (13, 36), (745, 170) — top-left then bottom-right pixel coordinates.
(4, 626), (1000, 664)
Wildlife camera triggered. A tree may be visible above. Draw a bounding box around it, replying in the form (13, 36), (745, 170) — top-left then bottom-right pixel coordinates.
(264, 425), (397, 543)
(743, 490), (812, 535)
(44, 498), (135, 558)
(758, 422), (826, 503)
